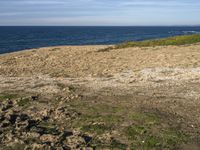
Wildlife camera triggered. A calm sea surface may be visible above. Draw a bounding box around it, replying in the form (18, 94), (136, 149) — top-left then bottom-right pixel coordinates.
(0, 26), (200, 54)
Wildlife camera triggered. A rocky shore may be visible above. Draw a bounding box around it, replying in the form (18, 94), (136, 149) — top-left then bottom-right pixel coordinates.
(1, 44), (200, 149)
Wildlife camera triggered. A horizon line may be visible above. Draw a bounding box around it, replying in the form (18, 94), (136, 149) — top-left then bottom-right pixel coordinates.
(0, 25), (200, 27)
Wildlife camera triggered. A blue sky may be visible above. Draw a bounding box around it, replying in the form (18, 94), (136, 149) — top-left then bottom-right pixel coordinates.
(0, 0), (200, 26)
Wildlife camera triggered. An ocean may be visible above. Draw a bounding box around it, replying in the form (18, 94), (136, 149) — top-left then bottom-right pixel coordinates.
(0, 26), (200, 54)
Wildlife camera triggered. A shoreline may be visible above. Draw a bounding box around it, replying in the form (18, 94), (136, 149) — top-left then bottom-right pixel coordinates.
(0, 45), (112, 55)
(1, 33), (200, 55)
(1, 43), (200, 77)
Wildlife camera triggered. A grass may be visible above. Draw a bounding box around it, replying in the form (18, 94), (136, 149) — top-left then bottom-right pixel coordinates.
(81, 123), (111, 135)
(76, 109), (188, 149)
(70, 101), (125, 128)
(69, 99), (189, 149)
(130, 112), (160, 125)
(0, 93), (18, 101)
(125, 115), (188, 150)
(98, 34), (200, 52)
(127, 112), (188, 149)
(18, 98), (30, 107)
(125, 125), (187, 149)
(162, 129), (187, 146)
(90, 138), (127, 150)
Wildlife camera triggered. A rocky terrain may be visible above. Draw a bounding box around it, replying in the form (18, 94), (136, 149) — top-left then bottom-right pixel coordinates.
(1, 44), (200, 149)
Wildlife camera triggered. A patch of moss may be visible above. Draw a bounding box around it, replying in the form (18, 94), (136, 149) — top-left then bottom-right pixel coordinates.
(131, 112), (160, 125)
(81, 124), (111, 135)
(0, 93), (18, 100)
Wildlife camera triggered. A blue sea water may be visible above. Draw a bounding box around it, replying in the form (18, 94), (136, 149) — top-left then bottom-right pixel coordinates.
(0, 26), (200, 54)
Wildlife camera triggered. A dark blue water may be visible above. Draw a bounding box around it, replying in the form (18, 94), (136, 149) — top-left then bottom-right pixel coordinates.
(0, 26), (200, 54)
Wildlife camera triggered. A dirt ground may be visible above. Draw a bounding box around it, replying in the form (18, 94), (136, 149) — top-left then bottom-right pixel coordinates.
(1, 44), (200, 77)
(0, 44), (200, 149)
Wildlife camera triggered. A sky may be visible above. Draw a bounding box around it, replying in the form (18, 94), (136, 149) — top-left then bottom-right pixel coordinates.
(0, 0), (200, 26)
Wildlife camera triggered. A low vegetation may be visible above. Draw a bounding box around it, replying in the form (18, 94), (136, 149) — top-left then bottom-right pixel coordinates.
(69, 98), (189, 149)
(98, 34), (200, 52)
(0, 93), (18, 100)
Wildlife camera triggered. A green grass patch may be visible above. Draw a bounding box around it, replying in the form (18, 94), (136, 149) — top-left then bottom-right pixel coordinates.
(17, 98), (30, 107)
(130, 112), (160, 125)
(0, 93), (18, 100)
(73, 113), (123, 129)
(98, 34), (200, 52)
(70, 100), (189, 149)
(100, 115), (122, 123)
(162, 129), (188, 147)
(70, 102), (124, 128)
(125, 125), (188, 149)
(90, 105), (124, 114)
(124, 112), (188, 149)
(81, 123), (111, 135)
(89, 138), (127, 150)
(144, 136), (161, 148)
(125, 125), (148, 140)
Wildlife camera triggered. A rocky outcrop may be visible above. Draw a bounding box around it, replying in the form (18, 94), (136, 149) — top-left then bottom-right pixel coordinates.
(0, 96), (94, 150)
